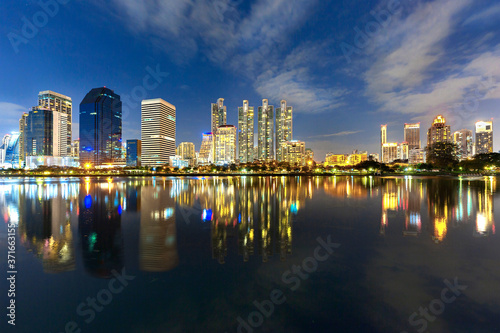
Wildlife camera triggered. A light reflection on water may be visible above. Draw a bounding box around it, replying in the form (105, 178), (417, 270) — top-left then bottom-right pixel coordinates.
(0, 176), (498, 332)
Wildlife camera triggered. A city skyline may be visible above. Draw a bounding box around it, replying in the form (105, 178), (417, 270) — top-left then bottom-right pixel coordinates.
(2, 1), (500, 159)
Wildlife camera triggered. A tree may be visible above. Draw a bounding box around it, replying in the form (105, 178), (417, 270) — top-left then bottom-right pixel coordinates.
(425, 142), (459, 169)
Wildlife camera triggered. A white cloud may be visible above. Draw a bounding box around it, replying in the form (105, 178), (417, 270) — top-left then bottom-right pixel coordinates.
(463, 3), (500, 26)
(0, 102), (27, 134)
(308, 130), (363, 139)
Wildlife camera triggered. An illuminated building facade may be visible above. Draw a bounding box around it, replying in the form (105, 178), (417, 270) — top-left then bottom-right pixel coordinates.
(258, 99), (274, 161)
(409, 148), (425, 164)
(177, 142), (195, 166)
(382, 143), (398, 163)
(398, 142), (409, 161)
(79, 87), (122, 166)
(475, 120), (493, 155)
(211, 98), (227, 134)
(126, 139), (141, 167)
(215, 125), (237, 165)
(305, 148), (314, 163)
(276, 100), (293, 162)
(381, 124), (387, 161)
(453, 129), (473, 160)
(404, 123), (421, 150)
(19, 113), (28, 167)
(71, 139), (79, 158)
(199, 132), (214, 164)
(38, 90), (72, 155)
(427, 115), (451, 147)
(280, 140), (306, 166)
(238, 100), (254, 163)
(141, 98), (176, 167)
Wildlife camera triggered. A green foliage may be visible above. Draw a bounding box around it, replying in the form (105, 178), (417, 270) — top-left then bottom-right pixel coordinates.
(425, 142), (459, 169)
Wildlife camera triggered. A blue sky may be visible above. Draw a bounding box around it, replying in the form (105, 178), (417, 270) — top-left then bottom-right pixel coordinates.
(1, 0), (499, 159)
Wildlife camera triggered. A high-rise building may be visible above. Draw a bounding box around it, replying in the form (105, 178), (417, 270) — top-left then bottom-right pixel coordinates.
(126, 140), (141, 167)
(276, 100), (293, 162)
(19, 113), (28, 167)
(258, 99), (274, 161)
(0, 133), (20, 168)
(382, 143), (398, 163)
(215, 125), (237, 165)
(238, 100), (254, 163)
(280, 140), (305, 166)
(38, 91), (72, 155)
(305, 148), (314, 163)
(199, 132), (214, 165)
(409, 149), (425, 165)
(25, 107), (68, 158)
(79, 87), (122, 166)
(211, 98), (227, 134)
(475, 120), (493, 155)
(141, 98), (176, 167)
(453, 129), (473, 160)
(177, 142), (195, 165)
(404, 123), (421, 150)
(381, 125), (387, 161)
(427, 115), (451, 147)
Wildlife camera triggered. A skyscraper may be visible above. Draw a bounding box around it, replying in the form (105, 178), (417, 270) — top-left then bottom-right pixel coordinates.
(258, 99), (274, 161)
(79, 87), (122, 166)
(404, 123), (421, 150)
(199, 132), (215, 165)
(211, 98), (227, 134)
(475, 120), (493, 155)
(238, 100), (254, 163)
(276, 100), (293, 162)
(38, 91), (72, 155)
(126, 139), (141, 167)
(381, 125), (387, 162)
(427, 115), (451, 147)
(215, 125), (237, 165)
(141, 98), (176, 167)
(19, 113), (28, 167)
(453, 129), (473, 160)
(25, 107), (68, 158)
(280, 140), (306, 166)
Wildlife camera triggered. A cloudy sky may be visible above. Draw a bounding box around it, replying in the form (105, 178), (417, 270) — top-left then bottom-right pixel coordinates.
(1, 0), (499, 159)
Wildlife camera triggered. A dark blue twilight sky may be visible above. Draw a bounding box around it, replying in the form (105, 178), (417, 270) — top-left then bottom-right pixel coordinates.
(1, 0), (500, 160)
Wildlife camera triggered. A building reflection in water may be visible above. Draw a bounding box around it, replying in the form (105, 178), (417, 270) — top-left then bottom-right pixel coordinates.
(139, 178), (178, 272)
(17, 181), (78, 273)
(475, 177), (496, 237)
(79, 178), (124, 278)
(174, 177), (306, 264)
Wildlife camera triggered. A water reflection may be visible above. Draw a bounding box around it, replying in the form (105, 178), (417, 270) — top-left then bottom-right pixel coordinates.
(0, 176), (497, 275)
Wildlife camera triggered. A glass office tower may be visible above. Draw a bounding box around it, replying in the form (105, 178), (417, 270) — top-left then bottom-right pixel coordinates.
(79, 87), (122, 165)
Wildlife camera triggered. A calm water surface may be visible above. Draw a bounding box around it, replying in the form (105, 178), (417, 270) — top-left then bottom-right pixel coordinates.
(0, 176), (499, 333)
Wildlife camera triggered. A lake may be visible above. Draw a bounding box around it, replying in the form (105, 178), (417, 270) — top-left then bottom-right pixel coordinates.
(0, 176), (499, 333)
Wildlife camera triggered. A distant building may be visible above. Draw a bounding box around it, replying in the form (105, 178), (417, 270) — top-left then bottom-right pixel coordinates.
(427, 115), (451, 147)
(276, 100), (293, 162)
(169, 155), (189, 169)
(38, 90), (72, 155)
(211, 98), (227, 134)
(199, 132), (214, 165)
(0, 133), (20, 168)
(177, 142), (195, 166)
(215, 125), (237, 165)
(409, 148), (425, 165)
(369, 153), (379, 162)
(382, 143), (398, 163)
(280, 140), (305, 166)
(305, 148), (314, 163)
(398, 142), (409, 161)
(475, 120), (493, 155)
(325, 154), (348, 167)
(25, 107), (76, 168)
(126, 140), (141, 167)
(348, 152), (368, 165)
(404, 123), (421, 150)
(380, 125), (387, 161)
(79, 87), (122, 166)
(71, 140), (80, 158)
(19, 113), (28, 167)
(238, 100), (254, 163)
(258, 99), (274, 162)
(141, 98), (176, 167)
(453, 129), (473, 160)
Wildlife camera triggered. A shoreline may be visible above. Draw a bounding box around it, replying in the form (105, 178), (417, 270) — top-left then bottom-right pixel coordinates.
(0, 172), (496, 179)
